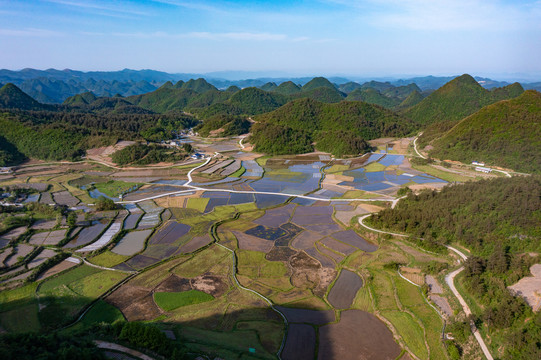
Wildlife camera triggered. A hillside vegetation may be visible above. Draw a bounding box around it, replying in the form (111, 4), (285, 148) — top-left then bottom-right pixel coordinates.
(404, 74), (524, 126)
(251, 98), (413, 156)
(427, 90), (541, 173)
(369, 176), (541, 359)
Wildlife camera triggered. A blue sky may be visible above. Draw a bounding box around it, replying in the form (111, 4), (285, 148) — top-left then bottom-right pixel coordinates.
(1, 0), (540, 80)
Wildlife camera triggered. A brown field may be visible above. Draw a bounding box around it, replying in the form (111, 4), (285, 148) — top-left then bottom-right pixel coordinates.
(282, 323), (316, 360)
(179, 235), (213, 253)
(318, 310), (401, 360)
(327, 269), (363, 309)
(36, 259), (78, 280)
(319, 236), (356, 255)
(233, 231), (274, 253)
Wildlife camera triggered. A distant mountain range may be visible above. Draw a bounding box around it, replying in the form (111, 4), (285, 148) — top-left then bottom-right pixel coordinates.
(1, 68), (540, 104)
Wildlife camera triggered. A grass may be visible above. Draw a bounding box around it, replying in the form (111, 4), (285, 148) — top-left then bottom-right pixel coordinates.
(0, 283), (40, 333)
(382, 310), (428, 359)
(94, 180), (142, 197)
(88, 250), (129, 268)
(231, 166), (246, 177)
(325, 164), (350, 173)
(394, 277), (447, 359)
(179, 325), (276, 359)
(63, 299), (124, 334)
(337, 190), (382, 199)
(154, 290), (214, 311)
(37, 265), (126, 328)
(255, 156), (270, 167)
(173, 245), (230, 278)
(186, 197), (210, 212)
(364, 162), (386, 172)
(352, 286), (373, 312)
(237, 250), (288, 278)
(411, 164), (474, 183)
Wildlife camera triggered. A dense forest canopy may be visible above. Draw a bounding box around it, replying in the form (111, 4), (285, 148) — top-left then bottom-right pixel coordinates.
(369, 176), (541, 359)
(250, 98), (413, 156)
(426, 90), (541, 174)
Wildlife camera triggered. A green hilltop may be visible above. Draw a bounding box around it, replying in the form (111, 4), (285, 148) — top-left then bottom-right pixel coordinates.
(403, 74), (525, 126)
(0, 83), (47, 110)
(273, 81), (301, 95)
(250, 98), (413, 156)
(427, 90), (541, 173)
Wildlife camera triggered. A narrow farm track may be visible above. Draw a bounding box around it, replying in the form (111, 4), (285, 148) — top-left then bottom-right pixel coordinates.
(94, 340), (156, 360)
(359, 214), (494, 360)
(214, 241), (288, 359)
(413, 133), (426, 159)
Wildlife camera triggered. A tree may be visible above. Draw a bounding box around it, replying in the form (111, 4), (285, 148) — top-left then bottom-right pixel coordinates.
(67, 211), (77, 227)
(95, 196), (117, 211)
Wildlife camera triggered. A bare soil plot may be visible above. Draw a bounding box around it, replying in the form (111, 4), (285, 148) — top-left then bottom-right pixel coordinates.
(291, 214), (334, 226)
(201, 159), (234, 174)
(63, 222), (108, 249)
(305, 247), (334, 268)
(27, 249), (57, 269)
(125, 255), (160, 270)
(36, 259), (78, 280)
(254, 203), (296, 228)
(0, 227), (27, 242)
(191, 274), (229, 297)
(266, 246), (297, 262)
(316, 243), (344, 263)
(276, 306), (334, 325)
(29, 229), (67, 246)
(430, 295), (453, 317)
(331, 230), (377, 252)
(4, 244), (34, 267)
(291, 231), (325, 250)
(302, 223), (342, 236)
(179, 235), (213, 253)
(155, 275), (192, 292)
(233, 231), (275, 253)
(39, 192), (54, 204)
(327, 269), (363, 309)
(148, 221), (191, 245)
(220, 159), (241, 176)
(318, 310), (401, 360)
(123, 213), (142, 230)
(425, 275), (443, 294)
(509, 264), (541, 312)
(31, 219), (57, 230)
(105, 285), (161, 321)
(52, 190), (80, 206)
(282, 323), (316, 360)
(334, 205), (371, 226)
(319, 237), (356, 255)
(0, 248), (14, 267)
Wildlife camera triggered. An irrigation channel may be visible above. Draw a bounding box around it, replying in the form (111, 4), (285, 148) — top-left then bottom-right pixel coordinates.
(358, 214), (494, 360)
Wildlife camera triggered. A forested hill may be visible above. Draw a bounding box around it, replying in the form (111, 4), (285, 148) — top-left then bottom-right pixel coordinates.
(427, 90), (541, 173)
(403, 74), (524, 126)
(0, 83), (51, 111)
(250, 98), (413, 156)
(369, 176), (541, 359)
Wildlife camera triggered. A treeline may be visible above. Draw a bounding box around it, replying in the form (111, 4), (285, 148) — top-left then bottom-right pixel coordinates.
(370, 176), (541, 252)
(0, 110), (198, 165)
(111, 143), (191, 165)
(369, 176), (541, 359)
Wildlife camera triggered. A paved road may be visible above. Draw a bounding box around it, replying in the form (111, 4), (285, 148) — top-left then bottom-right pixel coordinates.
(358, 215), (494, 360)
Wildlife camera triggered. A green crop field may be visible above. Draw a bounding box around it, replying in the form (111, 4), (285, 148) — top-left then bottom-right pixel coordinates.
(154, 290), (214, 311)
(89, 250), (130, 268)
(94, 180), (142, 197)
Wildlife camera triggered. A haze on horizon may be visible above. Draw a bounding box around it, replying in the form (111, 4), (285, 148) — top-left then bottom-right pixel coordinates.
(1, 0), (540, 81)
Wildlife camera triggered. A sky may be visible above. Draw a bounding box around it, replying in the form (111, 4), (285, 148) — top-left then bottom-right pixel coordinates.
(1, 0), (540, 80)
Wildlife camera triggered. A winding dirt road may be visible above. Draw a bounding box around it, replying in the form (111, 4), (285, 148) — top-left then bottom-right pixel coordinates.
(358, 215), (494, 360)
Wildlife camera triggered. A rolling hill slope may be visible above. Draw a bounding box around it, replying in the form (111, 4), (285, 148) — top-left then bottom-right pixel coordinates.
(428, 90), (541, 173)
